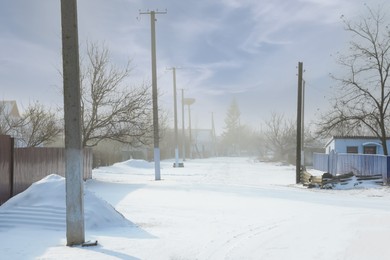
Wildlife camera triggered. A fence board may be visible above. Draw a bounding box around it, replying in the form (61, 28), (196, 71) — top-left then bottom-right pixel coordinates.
(13, 147), (92, 196)
(313, 152), (388, 182)
(312, 153), (329, 172)
(337, 154), (386, 176)
(0, 135), (13, 204)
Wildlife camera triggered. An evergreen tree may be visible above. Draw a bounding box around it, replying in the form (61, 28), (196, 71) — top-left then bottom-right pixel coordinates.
(221, 98), (241, 155)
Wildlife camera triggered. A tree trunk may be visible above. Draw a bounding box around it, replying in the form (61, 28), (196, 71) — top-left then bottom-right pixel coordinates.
(381, 136), (388, 156)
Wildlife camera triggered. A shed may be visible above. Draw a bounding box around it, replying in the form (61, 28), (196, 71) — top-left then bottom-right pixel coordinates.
(325, 136), (390, 155)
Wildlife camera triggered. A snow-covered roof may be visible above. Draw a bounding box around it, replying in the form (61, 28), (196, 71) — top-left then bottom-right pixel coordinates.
(332, 135), (387, 140)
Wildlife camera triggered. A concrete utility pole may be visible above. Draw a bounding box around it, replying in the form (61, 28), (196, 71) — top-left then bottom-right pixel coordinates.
(183, 98), (195, 159)
(181, 89), (186, 161)
(167, 67), (181, 167)
(188, 102), (192, 159)
(140, 10), (166, 180)
(211, 112), (216, 156)
(296, 62), (304, 184)
(60, 0), (85, 246)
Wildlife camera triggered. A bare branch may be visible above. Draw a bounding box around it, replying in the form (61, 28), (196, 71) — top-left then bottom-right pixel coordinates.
(317, 5), (390, 154)
(80, 42), (154, 147)
(16, 102), (62, 147)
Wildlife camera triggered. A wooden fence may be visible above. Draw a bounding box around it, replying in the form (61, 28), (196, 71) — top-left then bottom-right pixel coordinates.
(0, 135), (92, 204)
(313, 152), (389, 184)
(13, 147), (92, 195)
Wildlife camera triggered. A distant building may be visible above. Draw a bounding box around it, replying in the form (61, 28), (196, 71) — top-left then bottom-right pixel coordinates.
(0, 100), (21, 140)
(325, 136), (390, 155)
(0, 100), (20, 118)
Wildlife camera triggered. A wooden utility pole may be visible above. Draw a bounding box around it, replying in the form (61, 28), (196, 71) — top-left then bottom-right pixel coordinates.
(188, 102), (192, 159)
(60, 0), (85, 246)
(301, 80), (306, 167)
(296, 62), (303, 184)
(140, 10), (166, 180)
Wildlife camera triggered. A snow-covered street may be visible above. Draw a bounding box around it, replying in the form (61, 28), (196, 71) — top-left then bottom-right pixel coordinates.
(1, 157), (390, 259)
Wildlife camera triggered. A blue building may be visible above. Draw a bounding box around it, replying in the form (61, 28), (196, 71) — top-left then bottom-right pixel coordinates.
(325, 136), (390, 155)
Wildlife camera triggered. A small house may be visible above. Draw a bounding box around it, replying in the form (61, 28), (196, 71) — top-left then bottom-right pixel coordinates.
(325, 136), (390, 155)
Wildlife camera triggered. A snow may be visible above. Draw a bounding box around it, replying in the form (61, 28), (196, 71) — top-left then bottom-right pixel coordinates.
(1, 157), (390, 259)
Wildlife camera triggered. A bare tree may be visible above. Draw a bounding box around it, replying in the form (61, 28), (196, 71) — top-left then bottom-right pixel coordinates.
(317, 5), (390, 154)
(0, 101), (60, 147)
(80, 42), (153, 147)
(17, 102), (62, 147)
(264, 113), (296, 162)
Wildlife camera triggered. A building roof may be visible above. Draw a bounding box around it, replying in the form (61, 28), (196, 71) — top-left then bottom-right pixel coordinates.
(331, 135), (388, 140)
(325, 135), (389, 148)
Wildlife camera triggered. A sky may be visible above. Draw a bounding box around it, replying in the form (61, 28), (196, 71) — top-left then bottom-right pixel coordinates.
(0, 0), (388, 134)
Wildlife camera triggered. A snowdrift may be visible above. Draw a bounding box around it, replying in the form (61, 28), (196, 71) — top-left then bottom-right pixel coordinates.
(0, 174), (131, 230)
(115, 159), (154, 169)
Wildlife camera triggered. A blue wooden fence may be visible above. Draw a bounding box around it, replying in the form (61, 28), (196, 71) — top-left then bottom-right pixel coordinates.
(313, 152), (389, 184)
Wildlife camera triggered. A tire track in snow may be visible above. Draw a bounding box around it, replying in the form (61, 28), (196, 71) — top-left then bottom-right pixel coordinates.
(202, 219), (288, 260)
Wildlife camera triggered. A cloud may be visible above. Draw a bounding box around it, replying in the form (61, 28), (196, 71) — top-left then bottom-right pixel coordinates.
(236, 0), (356, 55)
(0, 0), (386, 130)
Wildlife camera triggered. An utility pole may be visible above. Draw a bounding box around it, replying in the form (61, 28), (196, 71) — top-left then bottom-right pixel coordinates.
(140, 10), (166, 180)
(188, 102), (192, 159)
(301, 80), (306, 167)
(238, 117), (241, 156)
(60, 0), (85, 246)
(183, 98), (195, 159)
(211, 112), (216, 157)
(167, 67), (182, 167)
(296, 62), (303, 184)
(181, 89), (186, 161)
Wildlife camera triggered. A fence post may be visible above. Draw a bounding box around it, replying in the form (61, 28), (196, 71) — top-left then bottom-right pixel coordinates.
(0, 135), (14, 204)
(326, 153), (330, 173)
(329, 150), (337, 175)
(10, 137), (14, 197)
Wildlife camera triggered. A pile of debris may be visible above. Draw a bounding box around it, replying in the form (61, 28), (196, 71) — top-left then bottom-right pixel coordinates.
(301, 170), (383, 189)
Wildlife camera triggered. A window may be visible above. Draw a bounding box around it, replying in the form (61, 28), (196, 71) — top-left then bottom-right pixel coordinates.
(363, 146), (377, 154)
(346, 146), (358, 154)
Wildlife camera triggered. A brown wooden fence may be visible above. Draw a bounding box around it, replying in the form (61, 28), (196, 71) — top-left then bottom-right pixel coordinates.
(0, 135), (92, 204)
(13, 147), (92, 195)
